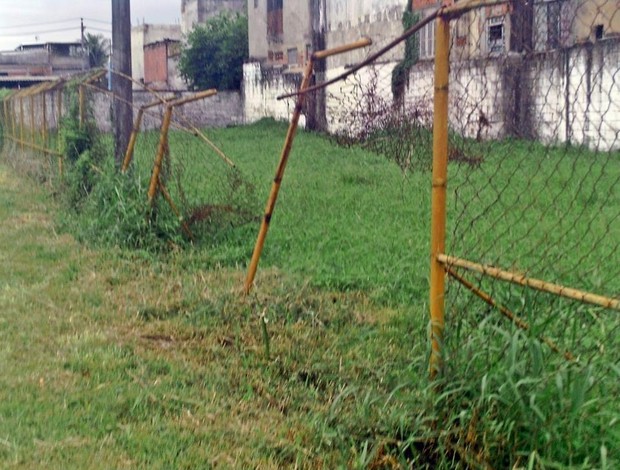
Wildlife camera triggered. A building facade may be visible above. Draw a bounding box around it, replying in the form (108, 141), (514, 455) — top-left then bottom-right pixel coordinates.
(181, 0), (246, 34)
(131, 24), (182, 89)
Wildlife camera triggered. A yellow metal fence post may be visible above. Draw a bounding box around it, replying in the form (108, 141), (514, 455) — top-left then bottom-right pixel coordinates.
(148, 105), (174, 204)
(57, 87), (63, 176)
(243, 38), (372, 295)
(19, 97), (24, 153)
(242, 58), (315, 295)
(429, 15), (450, 379)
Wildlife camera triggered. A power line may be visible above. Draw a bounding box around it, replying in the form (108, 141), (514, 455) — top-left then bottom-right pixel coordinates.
(1, 18), (82, 30)
(84, 26), (112, 34)
(0, 27), (80, 37)
(83, 17), (112, 25)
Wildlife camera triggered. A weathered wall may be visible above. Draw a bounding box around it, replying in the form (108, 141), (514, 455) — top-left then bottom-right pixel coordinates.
(242, 36), (619, 151)
(325, 0), (405, 67)
(248, 0), (311, 70)
(131, 24), (182, 88)
(90, 90), (244, 132)
(182, 0), (246, 34)
(403, 36), (620, 150)
(243, 62), (305, 125)
(325, 62), (400, 134)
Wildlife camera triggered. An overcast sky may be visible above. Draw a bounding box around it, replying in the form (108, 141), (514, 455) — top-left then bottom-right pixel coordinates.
(0, 0), (181, 51)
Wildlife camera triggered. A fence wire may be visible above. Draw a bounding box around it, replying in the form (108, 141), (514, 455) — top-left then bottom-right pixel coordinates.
(319, 3), (619, 462)
(0, 70), (259, 245)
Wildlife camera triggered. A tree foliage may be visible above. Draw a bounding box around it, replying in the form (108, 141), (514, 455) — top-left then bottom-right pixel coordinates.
(179, 13), (248, 91)
(85, 33), (109, 68)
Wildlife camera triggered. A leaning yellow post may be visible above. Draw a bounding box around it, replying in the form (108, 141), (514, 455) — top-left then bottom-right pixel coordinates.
(121, 107), (145, 172)
(78, 84), (86, 129)
(243, 37), (372, 295)
(429, 14), (450, 379)
(19, 96), (25, 153)
(242, 58), (315, 295)
(147, 105), (174, 204)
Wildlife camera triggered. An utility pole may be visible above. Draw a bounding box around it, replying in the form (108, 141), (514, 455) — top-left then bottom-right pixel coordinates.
(80, 18), (87, 70)
(111, 0), (133, 169)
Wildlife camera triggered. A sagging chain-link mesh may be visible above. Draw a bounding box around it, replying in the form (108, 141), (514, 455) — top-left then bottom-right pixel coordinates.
(0, 70), (259, 243)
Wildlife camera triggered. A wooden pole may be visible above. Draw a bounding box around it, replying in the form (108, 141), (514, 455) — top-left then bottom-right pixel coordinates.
(429, 16), (450, 379)
(57, 88), (63, 176)
(112, 0), (133, 169)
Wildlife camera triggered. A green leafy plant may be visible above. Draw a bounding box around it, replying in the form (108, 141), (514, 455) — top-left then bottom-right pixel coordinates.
(179, 12), (249, 91)
(85, 33), (109, 68)
(391, 2), (420, 100)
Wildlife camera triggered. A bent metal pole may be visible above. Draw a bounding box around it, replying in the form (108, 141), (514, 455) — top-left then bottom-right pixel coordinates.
(243, 38), (372, 295)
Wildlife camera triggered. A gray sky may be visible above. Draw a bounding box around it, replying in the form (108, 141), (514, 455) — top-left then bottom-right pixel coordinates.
(0, 0), (181, 51)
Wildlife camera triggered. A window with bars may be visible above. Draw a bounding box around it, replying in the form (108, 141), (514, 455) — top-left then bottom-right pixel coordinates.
(487, 16), (505, 53)
(419, 20), (436, 59)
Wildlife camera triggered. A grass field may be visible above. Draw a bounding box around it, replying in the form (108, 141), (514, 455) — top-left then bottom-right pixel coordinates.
(1, 119), (619, 468)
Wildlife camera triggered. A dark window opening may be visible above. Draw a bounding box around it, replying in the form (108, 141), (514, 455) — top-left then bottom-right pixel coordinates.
(267, 0), (283, 38)
(595, 24), (604, 40)
(489, 25), (503, 41)
(487, 17), (505, 53)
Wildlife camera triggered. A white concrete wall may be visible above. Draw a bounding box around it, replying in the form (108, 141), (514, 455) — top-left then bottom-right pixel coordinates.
(243, 62), (305, 126)
(243, 36), (620, 151)
(324, 62), (399, 134)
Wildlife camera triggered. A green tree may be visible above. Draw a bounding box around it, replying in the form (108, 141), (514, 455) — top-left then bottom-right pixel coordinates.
(85, 33), (109, 68)
(179, 13), (248, 91)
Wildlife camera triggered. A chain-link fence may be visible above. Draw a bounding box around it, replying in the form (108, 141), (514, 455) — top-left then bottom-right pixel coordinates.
(269, 2), (619, 461)
(0, 70), (259, 246)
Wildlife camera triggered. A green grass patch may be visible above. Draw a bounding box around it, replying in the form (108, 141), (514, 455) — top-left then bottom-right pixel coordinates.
(1, 117), (618, 468)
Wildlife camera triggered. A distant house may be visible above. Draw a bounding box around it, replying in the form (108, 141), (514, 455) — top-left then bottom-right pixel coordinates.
(131, 24), (182, 89)
(0, 42), (86, 87)
(248, 0), (406, 71)
(143, 39), (184, 90)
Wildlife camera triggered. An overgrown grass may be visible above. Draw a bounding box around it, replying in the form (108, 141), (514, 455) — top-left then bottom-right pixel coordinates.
(0, 117), (618, 468)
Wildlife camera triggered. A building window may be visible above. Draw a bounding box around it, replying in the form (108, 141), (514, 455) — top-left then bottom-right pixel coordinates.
(594, 24), (604, 40)
(287, 48), (298, 66)
(419, 20), (435, 59)
(487, 16), (505, 53)
(267, 0), (283, 38)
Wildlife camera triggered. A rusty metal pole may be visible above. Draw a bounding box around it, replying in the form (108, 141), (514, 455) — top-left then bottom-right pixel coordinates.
(78, 84), (86, 129)
(42, 91), (48, 146)
(121, 107), (144, 172)
(429, 15), (450, 379)
(147, 105), (174, 204)
(243, 58), (315, 295)
(243, 38), (372, 295)
(29, 95), (35, 149)
(57, 87), (63, 176)
(19, 97), (25, 153)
